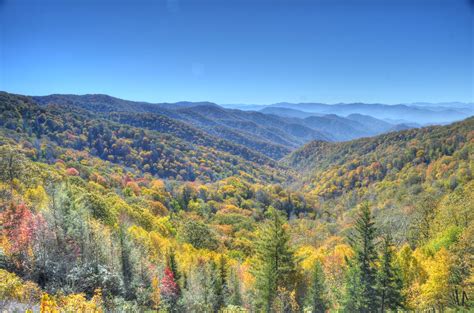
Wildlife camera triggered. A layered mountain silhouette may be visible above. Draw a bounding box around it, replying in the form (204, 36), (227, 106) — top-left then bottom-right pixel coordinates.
(29, 94), (470, 160)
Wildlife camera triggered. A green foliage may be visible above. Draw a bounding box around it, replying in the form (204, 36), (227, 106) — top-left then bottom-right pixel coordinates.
(344, 203), (378, 312)
(0, 91), (472, 312)
(304, 260), (328, 313)
(0, 92), (282, 183)
(251, 207), (298, 312)
(178, 219), (219, 250)
(376, 234), (404, 312)
(424, 226), (462, 255)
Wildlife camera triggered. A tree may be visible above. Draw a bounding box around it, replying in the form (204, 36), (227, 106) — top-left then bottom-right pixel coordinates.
(252, 207), (298, 312)
(0, 202), (36, 272)
(161, 267), (180, 311)
(167, 248), (181, 289)
(420, 248), (452, 311)
(213, 255), (228, 311)
(376, 234), (404, 312)
(119, 223), (134, 299)
(305, 260), (328, 313)
(0, 145), (30, 200)
(178, 219), (219, 250)
(449, 224), (474, 308)
(227, 266), (242, 307)
(180, 260), (218, 312)
(408, 195), (437, 246)
(344, 202), (378, 312)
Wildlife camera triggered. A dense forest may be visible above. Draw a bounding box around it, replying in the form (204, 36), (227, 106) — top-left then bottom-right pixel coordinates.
(0, 91), (472, 312)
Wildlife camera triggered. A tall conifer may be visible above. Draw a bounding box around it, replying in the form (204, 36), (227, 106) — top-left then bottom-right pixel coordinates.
(344, 202), (378, 312)
(252, 207), (298, 312)
(305, 260), (328, 313)
(376, 234), (405, 312)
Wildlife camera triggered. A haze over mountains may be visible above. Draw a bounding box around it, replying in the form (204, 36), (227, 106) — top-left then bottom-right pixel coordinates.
(30, 94), (473, 160)
(224, 102), (474, 125)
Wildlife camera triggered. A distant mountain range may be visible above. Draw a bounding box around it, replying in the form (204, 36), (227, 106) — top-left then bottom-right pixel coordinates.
(223, 102), (474, 125)
(27, 94), (473, 160)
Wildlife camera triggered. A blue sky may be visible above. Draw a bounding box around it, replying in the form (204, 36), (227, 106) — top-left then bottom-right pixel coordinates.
(1, 0), (472, 104)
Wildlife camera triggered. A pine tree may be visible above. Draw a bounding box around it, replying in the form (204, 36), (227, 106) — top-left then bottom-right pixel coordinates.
(180, 260), (217, 312)
(252, 207), (298, 312)
(213, 255), (228, 311)
(344, 202), (378, 312)
(305, 260), (328, 313)
(118, 218), (134, 300)
(344, 260), (364, 312)
(227, 265), (243, 306)
(167, 248), (181, 289)
(376, 234), (404, 312)
(207, 261), (220, 312)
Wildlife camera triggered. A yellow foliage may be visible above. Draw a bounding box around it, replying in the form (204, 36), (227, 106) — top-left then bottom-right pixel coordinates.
(176, 243), (221, 273)
(272, 287), (299, 313)
(24, 185), (49, 210)
(420, 248), (452, 309)
(295, 245), (325, 271)
(397, 244), (427, 309)
(41, 293), (59, 313)
(151, 179), (166, 190)
(221, 305), (248, 312)
(240, 260), (254, 294)
(0, 269), (41, 310)
(41, 289), (103, 313)
(151, 276), (161, 309)
(0, 234), (12, 257)
(217, 204), (253, 216)
(128, 224), (173, 262)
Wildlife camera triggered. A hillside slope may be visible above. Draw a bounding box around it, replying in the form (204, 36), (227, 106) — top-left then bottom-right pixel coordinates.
(283, 117), (473, 239)
(0, 92), (472, 312)
(33, 94), (330, 159)
(1, 92), (283, 182)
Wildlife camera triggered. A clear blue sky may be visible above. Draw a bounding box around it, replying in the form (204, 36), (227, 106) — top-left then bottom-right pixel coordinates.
(1, 0), (472, 104)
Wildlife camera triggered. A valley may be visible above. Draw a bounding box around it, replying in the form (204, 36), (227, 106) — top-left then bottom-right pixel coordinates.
(0, 91), (472, 312)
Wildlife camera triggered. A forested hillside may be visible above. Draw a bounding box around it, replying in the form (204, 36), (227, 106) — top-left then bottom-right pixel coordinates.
(1, 92), (282, 182)
(33, 94), (325, 158)
(32, 94), (412, 157)
(0, 92), (472, 312)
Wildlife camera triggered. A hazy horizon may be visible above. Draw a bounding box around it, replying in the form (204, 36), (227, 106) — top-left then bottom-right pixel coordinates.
(4, 90), (472, 107)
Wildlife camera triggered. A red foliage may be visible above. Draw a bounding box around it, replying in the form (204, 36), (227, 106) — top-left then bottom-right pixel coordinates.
(161, 267), (180, 298)
(0, 203), (36, 254)
(66, 167), (80, 176)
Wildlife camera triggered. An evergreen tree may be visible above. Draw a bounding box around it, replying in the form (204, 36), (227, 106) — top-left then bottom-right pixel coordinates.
(305, 260), (328, 313)
(227, 265), (243, 306)
(167, 248), (181, 288)
(344, 202), (378, 312)
(213, 255), (228, 311)
(252, 207), (298, 312)
(119, 225), (134, 299)
(180, 260), (217, 312)
(208, 261), (220, 312)
(344, 260), (365, 312)
(376, 234), (405, 312)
